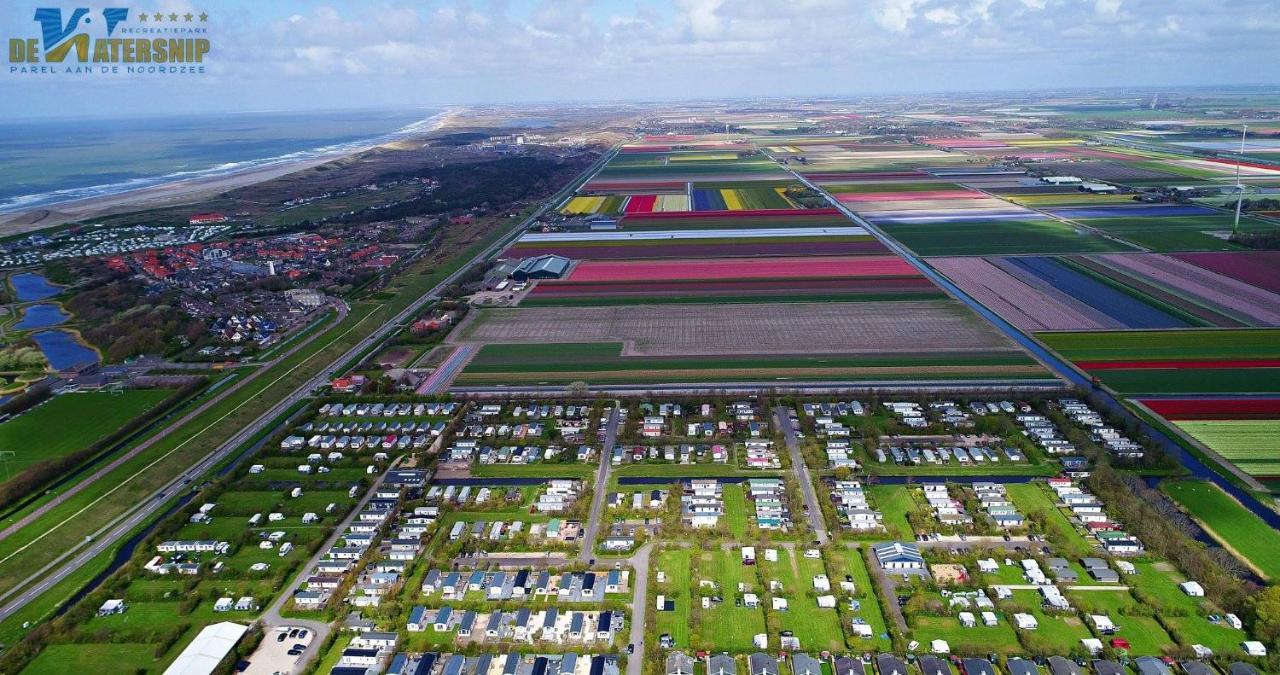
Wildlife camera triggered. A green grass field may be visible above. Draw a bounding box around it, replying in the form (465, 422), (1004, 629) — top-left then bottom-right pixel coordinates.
(1162, 480), (1280, 580)
(1065, 588), (1175, 656)
(693, 549), (766, 651)
(1076, 215), (1278, 252)
(830, 547), (891, 650)
(759, 548), (845, 652)
(867, 485), (916, 539)
(723, 484), (749, 539)
(880, 219), (1136, 256)
(1127, 561), (1243, 653)
(1005, 483), (1092, 557)
(22, 643), (158, 675)
(0, 389), (172, 475)
(654, 548), (692, 648)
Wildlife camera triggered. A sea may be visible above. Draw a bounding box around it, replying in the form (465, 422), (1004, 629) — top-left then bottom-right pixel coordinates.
(0, 107), (445, 214)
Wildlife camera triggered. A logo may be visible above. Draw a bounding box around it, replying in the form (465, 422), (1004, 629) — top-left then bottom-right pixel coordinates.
(9, 7), (212, 75)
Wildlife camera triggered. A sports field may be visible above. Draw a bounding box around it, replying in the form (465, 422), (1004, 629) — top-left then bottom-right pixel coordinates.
(0, 389), (172, 476)
(1162, 480), (1280, 579)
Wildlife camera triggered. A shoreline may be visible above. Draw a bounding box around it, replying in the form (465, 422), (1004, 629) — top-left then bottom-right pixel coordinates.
(0, 107), (466, 237)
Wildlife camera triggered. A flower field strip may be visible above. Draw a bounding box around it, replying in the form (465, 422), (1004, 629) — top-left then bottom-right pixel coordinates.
(1044, 204), (1220, 219)
(1170, 420), (1280, 480)
(1139, 397), (1280, 420)
(583, 180), (686, 192)
(507, 237), (890, 260)
(623, 194), (657, 213)
(819, 180), (963, 193)
(1172, 251), (1280, 293)
(1060, 256), (1243, 328)
(1080, 359), (1280, 370)
(1090, 253), (1280, 327)
(928, 257), (1118, 331)
(1038, 329), (1280, 395)
(1002, 256), (1192, 329)
(836, 190), (982, 202)
(515, 224), (867, 243)
(656, 194), (690, 212)
(455, 342), (1049, 386)
(526, 277), (941, 301)
(618, 208), (844, 229)
(865, 209), (1048, 225)
(561, 256), (920, 283)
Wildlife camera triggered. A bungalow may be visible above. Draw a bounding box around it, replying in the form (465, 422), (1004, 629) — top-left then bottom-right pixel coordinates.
(666, 652), (695, 675)
(748, 653), (779, 675)
(791, 654), (822, 675)
(708, 655), (737, 675)
(407, 606), (428, 632)
(434, 606), (453, 631)
(457, 610), (476, 637)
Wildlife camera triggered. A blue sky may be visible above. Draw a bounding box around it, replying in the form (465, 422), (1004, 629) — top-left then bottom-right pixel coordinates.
(2, 0), (1278, 118)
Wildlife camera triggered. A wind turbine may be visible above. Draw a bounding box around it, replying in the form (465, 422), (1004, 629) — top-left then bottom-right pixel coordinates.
(1233, 123), (1247, 235)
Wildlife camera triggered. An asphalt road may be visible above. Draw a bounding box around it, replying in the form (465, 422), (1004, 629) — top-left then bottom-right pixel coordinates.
(579, 406), (621, 561)
(0, 144), (620, 628)
(773, 406), (828, 544)
(256, 458), (403, 675)
(625, 543), (652, 675)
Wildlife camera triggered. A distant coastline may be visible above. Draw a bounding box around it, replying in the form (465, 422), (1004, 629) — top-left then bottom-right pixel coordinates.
(0, 107), (463, 236)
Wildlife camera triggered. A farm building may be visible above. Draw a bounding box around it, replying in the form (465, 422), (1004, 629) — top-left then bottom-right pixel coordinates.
(511, 255), (571, 281)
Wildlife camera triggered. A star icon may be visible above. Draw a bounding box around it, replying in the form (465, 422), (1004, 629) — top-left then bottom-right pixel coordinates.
(139, 12), (148, 21)
(199, 12), (208, 21)
(153, 12), (162, 21)
(168, 12), (178, 21)
(183, 12), (193, 21)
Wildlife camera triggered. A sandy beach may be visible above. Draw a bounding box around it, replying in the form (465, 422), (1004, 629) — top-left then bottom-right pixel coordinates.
(0, 108), (466, 236)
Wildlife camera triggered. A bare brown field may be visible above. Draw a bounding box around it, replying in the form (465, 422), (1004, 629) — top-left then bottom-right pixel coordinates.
(457, 301), (1021, 356)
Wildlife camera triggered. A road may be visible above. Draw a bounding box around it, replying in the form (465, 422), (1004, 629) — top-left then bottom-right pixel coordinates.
(256, 458), (403, 675)
(625, 543), (652, 675)
(580, 406), (621, 561)
(0, 144), (621, 627)
(773, 406), (828, 544)
(783, 163), (1280, 530)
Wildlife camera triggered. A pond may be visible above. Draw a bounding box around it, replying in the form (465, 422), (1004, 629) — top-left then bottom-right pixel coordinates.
(31, 330), (98, 371)
(14, 303), (69, 330)
(10, 272), (61, 302)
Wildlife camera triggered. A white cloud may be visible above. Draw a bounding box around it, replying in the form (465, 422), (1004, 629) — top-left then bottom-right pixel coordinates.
(875, 0), (925, 32)
(925, 7), (961, 24)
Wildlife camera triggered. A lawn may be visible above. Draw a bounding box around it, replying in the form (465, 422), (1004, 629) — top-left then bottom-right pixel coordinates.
(759, 548), (845, 652)
(910, 614), (1021, 655)
(1009, 590), (1092, 653)
(692, 548), (766, 652)
(654, 548), (691, 648)
(1162, 480), (1280, 580)
(1066, 588), (1176, 656)
(723, 483), (749, 539)
(867, 485), (916, 539)
(1127, 561), (1243, 653)
(829, 547), (892, 650)
(23, 643), (158, 675)
(0, 389), (172, 475)
(879, 219), (1135, 256)
(1005, 484), (1092, 557)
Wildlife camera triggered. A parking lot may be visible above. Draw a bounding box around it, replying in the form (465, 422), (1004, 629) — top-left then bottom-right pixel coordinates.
(242, 626), (315, 675)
